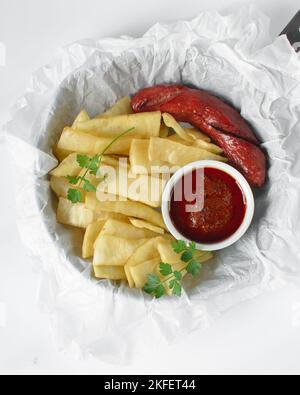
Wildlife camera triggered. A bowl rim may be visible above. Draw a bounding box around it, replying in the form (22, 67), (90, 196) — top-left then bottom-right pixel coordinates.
(161, 160), (255, 251)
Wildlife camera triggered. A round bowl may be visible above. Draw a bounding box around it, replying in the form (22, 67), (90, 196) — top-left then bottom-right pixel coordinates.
(162, 160), (255, 251)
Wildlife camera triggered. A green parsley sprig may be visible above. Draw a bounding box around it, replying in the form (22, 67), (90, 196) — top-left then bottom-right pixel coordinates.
(143, 240), (202, 299)
(66, 127), (135, 203)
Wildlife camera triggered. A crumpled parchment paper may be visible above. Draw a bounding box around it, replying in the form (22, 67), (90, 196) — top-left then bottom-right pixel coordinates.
(4, 5), (300, 363)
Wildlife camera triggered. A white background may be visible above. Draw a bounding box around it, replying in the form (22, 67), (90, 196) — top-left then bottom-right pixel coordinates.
(1, 0), (300, 375)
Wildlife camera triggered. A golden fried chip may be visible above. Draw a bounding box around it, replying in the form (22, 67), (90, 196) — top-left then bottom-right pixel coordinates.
(129, 218), (165, 235)
(193, 140), (223, 154)
(57, 128), (132, 156)
(53, 110), (90, 163)
(167, 134), (188, 144)
(163, 114), (221, 153)
(101, 155), (129, 168)
(96, 191), (128, 203)
(85, 191), (130, 214)
(160, 124), (170, 138)
(149, 138), (227, 167)
(100, 219), (158, 239)
(124, 266), (135, 288)
(57, 197), (118, 228)
(162, 113), (195, 143)
(98, 168), (166, 208)
(75, 112), (161, 139)
(57, 198), (97, 229)
(82, 221), (106, 259)
(167, 134), (223, 154)
(50, 153), (81, 177)
(86, 194), (167, 230)
(72, 110), (90, 127)
(50, 176), (80, 199)
(129, 139), (154, 174)
(52, 145), (73, 162)
(93, 235), (147, 266)
(126, 237), (161, 268)
(129, 257), (162, 289)
(185, 127), (211, 142)
(95, 97), (133, 119)
(125, 237), (162, 288)
(86, 191), (124, 206)
(129, 139), (171, 175)
(94, 265), (126, 280)
(157, 238), (214, 264)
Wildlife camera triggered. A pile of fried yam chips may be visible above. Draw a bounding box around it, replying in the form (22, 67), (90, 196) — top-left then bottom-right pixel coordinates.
(50, 97), (225, 292)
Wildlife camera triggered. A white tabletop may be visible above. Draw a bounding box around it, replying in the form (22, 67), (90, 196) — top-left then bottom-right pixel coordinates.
(1, 0), (300, 375)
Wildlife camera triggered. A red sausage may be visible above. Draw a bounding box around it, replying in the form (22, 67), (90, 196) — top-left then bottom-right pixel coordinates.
(131, 85), (258, 144)
(189, 115), (266, 188)
(131, 85), (266, 187)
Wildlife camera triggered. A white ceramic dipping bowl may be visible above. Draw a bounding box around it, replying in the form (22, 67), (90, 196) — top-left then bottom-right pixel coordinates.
(162, 160), (255, 251)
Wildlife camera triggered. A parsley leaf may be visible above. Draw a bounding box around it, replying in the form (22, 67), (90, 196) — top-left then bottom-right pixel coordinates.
(89, 155), (100, 175)
(66, 128), (134, 204)
(186, 259), (202, 276)
(172, 240), (187, 254)
(160, 263), (173, 277)
(77, 155), (91, 169)
(66, 176), (80, 185)
(82, 180), (97, 192)
(145, 240), (205, 298)
(169, 279), (177, 289)
(143, 283), (155, 295)
(143, 274), (166, 299)
(67, 189), (83, 204)
(155, 285), (166, 299)
(148, 274), (161, 286)
(181, 250), (194, 262)
(143, 274), (161, 294)
(174, 271), (182, 281)
(172, 281), (182, 297)
(188, 242), (197, 252)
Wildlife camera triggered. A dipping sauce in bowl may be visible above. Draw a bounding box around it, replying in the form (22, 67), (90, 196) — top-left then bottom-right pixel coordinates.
(170, 168), (247, 244)
(162, 161), (255, 251)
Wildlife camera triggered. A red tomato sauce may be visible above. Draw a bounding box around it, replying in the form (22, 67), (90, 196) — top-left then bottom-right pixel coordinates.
(170, 168), (247, 244)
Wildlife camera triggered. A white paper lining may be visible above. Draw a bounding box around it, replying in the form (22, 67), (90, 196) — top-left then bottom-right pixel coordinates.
(4, 5), (300, 363)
